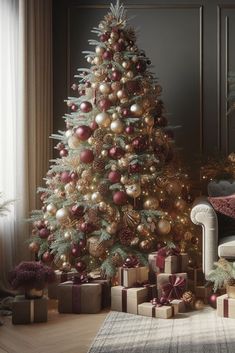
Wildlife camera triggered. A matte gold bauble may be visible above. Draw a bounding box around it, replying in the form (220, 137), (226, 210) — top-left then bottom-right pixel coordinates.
(56, 208), (69, 222)
(123, 210), (140, 228)
(106, 222), (118, 234)
(29, 242), (40, 253)
(139, 239), (152, 252)
(99, 82), (111, 95)
(144, 197), (159, 210)
(194, 299), (204, 310)
(68, 135), (81, 149)
(46, 203), (57, 215)
(64, 230), (72, 240)
(93, 56), (103, 65)
(125, 183), (141, 198)
(144, 116), (154, 127)
(95, 46), (105, 55)
(130, 103), (143, 116)
(61, 262), (72, 272)
(95, 112), (111, 127)
(110, 119), (124, 133)
(99, 201), (107, 212)
(157, 219), (171, 235)
(91, 192), (102, 203)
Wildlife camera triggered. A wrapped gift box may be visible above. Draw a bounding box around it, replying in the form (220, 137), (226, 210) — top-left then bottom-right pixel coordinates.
(195, 285), (212, 304)
(187, 267), (205, 291)
(170, 299), (186, 313)
(118, 266), (149, 288)
(148, 252), (188, 274)
(91, 278), (111, 308)
(48, 269), (76, 299)
(157, 273), (188, 299)
(217, 294), (235, 318)
(12, 295), (48, 325)
(138, 302), (175, 319)
(58, 281), (101, 314)
(111, 285), (148, 315)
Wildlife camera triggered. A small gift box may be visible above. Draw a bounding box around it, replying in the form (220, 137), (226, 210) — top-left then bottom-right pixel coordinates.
(217, 294), (235, 318)
(111, 285), (148, 315)
(157, 273), (188, 299)
(195, 285), (212, 304)
(48, 269), (76, 299)
(12, 295), (48, 324)
(58, 280), (101, 314)
(138, 298), (176, 319)
(170, 299), (186, 313)
(148, 248), (188, 274)
(118, 256), (148, 288)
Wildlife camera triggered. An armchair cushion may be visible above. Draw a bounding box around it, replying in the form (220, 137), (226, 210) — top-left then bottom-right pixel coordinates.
(218, 235), (235, 258)
(208, 194), (235, 219)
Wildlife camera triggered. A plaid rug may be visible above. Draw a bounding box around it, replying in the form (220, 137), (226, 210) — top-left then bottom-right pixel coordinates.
(88, 307), (235, 353)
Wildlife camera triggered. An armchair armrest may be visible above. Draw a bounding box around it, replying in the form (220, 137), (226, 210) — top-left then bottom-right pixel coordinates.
(190, 197), (218, 277)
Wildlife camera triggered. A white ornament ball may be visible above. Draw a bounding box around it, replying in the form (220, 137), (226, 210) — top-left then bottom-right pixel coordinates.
(56, 208), (69, 222)
(95, 46), (105, 55)
(95, 112), (111, 128)
(87, 56), (93, 63)
(68, 135), (80, 149)
(46, 203), (57, 215)
(130, 103), (143, 116)
(93, 56), (102, 65)
(110, 119), (124, 134)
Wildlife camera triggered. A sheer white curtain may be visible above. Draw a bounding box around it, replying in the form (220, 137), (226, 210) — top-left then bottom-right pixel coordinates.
(0, 0), (52, 290)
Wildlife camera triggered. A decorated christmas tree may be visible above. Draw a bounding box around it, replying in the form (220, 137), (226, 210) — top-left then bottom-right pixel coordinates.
(29, 1), (200, 277)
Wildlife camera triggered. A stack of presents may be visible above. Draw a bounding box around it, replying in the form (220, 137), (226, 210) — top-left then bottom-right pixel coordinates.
(12, 246), (217, 324)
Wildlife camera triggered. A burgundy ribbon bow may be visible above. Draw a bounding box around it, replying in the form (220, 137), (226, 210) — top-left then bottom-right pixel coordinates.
(151, 297), (170, 307)
(123, 256), (140, 268)
(161, 275), (185, 300)
(156, 246), (180, 270)
(73, 273), (90, 284)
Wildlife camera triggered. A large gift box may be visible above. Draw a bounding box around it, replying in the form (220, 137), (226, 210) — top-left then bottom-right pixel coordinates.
(118, 266), (149, 288)
(58, 281), (101, 314)
(148, 249), (188, 274)
(12, 295), (48, 324)
(157, 273), (188, 299)
(48, 269), (76, 299)
(217, 294), (235, 318)
(111, 285), (148, 314)
(138, 301), (176, 319)
(91, 278), (111, 308)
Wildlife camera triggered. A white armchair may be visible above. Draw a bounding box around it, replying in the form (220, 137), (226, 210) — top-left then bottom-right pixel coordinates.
(190, 180), (235, 278)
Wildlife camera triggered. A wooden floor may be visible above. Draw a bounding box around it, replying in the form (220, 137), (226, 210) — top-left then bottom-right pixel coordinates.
(0, 300), (108, 353)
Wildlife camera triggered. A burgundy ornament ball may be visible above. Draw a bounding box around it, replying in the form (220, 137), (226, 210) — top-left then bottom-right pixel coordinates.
(113, 42), (125, 52)
(125, 80), (140, 94)
(42, 251), (54, 263)
(60, 171), (71, 183)
(80, 222), (94, 234)
(98, 98), (112, 111)
(90, 121), (99, 130)
(154, 116), (167, 127)
(136, 61), (147, 72)
(103, 51), (113, 61)
(75, 260), (86, 273)
(78, 239), (86, 249)
(39, 228), (50, 239)
(129, 163), (141, 174)
(209, 293), (218, 309)
(71, 104), (78, 112)
(80, 149), (94, 164)
(71, 245), (81, 257)
(125, 125), (134, 134)
(132, 137), (147, 151)
(75, 125), (92, 141)
(108, 170), (121, 183)
(109, 146), (125, 159)
(59, 149), (68, 157)
(80, 101), (93, 113)
(70, 205), (84, 218)
(113, 191), (127, 205)
(100, 33), (109, 42)
(122, 108), (130, 117)
(111, 70), (122, 81)
(70, 172), (78, 181)
(35, 220), (45, 230)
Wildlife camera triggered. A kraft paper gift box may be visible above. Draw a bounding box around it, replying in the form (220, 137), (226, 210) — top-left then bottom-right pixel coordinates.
(118, 266), (149, 288)
(170, 299), (186, 313)
(58, 281), (101, 314)
(138, 302), (175, 319)
(157, 273), (188, 298)
(48, 269), (76, 299)
(217, 294), (235, 318)
(91, 278), (111, 308)
(111, 285), (148, 314)
(195, 285), (212, 304)
(148, 252), (188, 274)
(12, 295), (48, 324)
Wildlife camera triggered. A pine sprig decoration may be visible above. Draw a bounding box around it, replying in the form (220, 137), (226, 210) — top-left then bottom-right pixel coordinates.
(207, 258), (235, 292)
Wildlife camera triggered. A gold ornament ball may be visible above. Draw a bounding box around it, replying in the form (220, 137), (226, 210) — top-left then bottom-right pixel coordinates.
(56, 208), (69, 222)
(87, 137), (94, 145)
(95, 46), (105, 55)
(125, 144), (133, 152)
(95, 112), (111, 128)
(118, 157), (129, 168)
(106, 222), (118, 234)
(99, 82), (111, 95)
(150, 166), (156, 173)
(166, 181), (182, 195)
(111, 82), (122, 91)
(122, 60), (130, 69)
(101, 150), (108, 157)
(144, 197), (159, 210)
(60, 254), (67, 262)
(110, 119), (124, 134)
(68, 135), (80, 149)
(130, 103), (143, 117)
(139, 239), (152, 252)
(144, 116), (154, 127)
(109, 93), (118, 103)
(137, 224), (146, 234)
(84, 193), (92, 201)
(65, 182), (75, 194)
(175, 198), (187, 211)
(120, 175), (129, 184)
(120, 77), (128, 84)
(130, 237), (139, 247)
(194, 299), (204, 310)
(112, 112), (120, 120)
(91, 191), (102, 203)
(184, 231), (193, 241)
(64, 231), (72, 240)
(110, 31), (119, 41)
(99, 201), (107, 212)
(93, 56), (103, 65)
(46, 203), (57, 215)
(87, 236), (110, 258)
(157, 219), (171, 235)
(125, 183), (141, 198)
(29, 242), (40, 253)
(61, 261), (72, 272)
(117, 89), (126, 99)
(126, 70), (134, 79)
(111, 164), (117, 171)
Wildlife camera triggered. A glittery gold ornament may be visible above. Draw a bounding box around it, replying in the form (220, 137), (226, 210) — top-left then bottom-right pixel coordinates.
(143, 197), (159, 210)
(61, 262), (72, 272)
(110, 119), (124, 133)
(125, 183), (141, 198)
(87, 236), (113, 258)
(123, 209), (140, 228)
(194, 299), (204, 310)
(144, 115), (154, 127)
(99, 201), (107, 212)
(65, 182), (75, 194)
(139, 239), (152, 251)
(91, 191), (102, 203)
(166, 181), (182, 195)
(157, 219), (171, 235)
